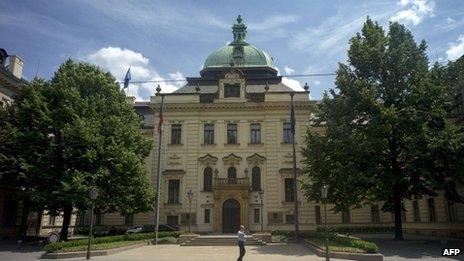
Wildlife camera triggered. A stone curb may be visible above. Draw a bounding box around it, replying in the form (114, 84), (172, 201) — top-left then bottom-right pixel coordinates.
(40, 241), (149, 259)
(301, 238), (384, 261)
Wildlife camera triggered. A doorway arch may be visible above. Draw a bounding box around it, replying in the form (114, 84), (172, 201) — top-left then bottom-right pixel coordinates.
(222, 199), (240, 233)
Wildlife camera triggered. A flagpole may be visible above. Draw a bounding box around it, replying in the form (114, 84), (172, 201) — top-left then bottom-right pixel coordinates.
(290, 92), (299, 242)
(154, 93), (165, 245)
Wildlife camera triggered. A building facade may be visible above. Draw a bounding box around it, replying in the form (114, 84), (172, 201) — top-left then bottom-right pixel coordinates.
(92, 17), (464, 237)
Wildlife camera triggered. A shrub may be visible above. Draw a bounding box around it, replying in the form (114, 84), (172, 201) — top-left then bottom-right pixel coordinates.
(157, 237), (177, 244)
(316, 226), (394, 234)
(44, 231), (181, 253)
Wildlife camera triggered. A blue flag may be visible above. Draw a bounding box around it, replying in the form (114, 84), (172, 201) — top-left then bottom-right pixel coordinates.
(123, 67), (131, 89)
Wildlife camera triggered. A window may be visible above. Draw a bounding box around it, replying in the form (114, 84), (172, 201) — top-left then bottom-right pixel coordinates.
(447, 200), (458, 222)
(284, 178), (295, 202)
(124, 213), (134, 226)
(413, 200), (420, 222)
(342, 209), (351, 224)
(285, 214), (295, 224)
(283, 122), (293, 143)
(171, 124), (182, 144)
(427, 198), (436, 222)
(168, 179), (180, 204)
(95, 213), (102, 226)
(204, 124), (214, 144)
(250, 123), (261, 144)
(401, 202), (407, 222)
(371, 205), (380, 224)
(200, 94), (215, 103)
(48, 215), (56, 226)
(203, 167), (213, 191)
(254, 209), (260, 223)
(78, 212), (86, 226)
(167, 215), (179, 226)
(315, 206), (321, 224)
(251, 166), (261, 191)
(227, 123), (237, 144)
(227, 167), (237, 184)
(224, 84), (240, 98)
(204, 209), (210, 224)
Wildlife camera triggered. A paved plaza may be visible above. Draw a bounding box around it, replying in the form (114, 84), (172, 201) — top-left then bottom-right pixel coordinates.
(1, 240), (461, 261)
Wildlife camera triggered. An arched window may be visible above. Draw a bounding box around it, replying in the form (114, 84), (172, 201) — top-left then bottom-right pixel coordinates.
(203, 167), (213, 191)
(251, 166), (261, 191)
(227, 167), (237, 184)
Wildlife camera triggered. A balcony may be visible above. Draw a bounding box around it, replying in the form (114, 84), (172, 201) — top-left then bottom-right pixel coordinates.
(213, 177), (250, 187)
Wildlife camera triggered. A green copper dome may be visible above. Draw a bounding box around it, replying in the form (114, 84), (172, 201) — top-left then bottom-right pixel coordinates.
(203, 15), (274, 69)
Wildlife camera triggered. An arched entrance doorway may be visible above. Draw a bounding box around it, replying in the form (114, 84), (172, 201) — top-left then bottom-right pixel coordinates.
(222, 199), (240, 233)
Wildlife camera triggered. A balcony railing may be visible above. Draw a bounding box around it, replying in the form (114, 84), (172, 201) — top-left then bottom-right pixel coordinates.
(214, 177), (250, 186)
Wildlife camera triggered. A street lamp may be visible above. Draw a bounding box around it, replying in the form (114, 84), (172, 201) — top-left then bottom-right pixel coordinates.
(86, 187), (98, 260)
(187, 189), (193, 233)
(258, 190), (264, 233)
(321, 184), (329, 261)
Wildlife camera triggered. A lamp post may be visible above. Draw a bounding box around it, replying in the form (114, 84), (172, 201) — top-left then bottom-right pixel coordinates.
(258, 190), (264, 233)
(86, 187), (98, 260)
(187, 189), (193, 233)
(321, 185), (329, 261)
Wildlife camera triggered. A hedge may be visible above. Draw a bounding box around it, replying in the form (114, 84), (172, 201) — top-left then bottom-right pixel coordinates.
(44, 231), (181, 253)
(300, 231), (379, 253)
(316, 226), (394, 233)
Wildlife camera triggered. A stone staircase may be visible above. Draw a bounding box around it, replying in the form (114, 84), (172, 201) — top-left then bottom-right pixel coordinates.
(180, 235), (266, 246)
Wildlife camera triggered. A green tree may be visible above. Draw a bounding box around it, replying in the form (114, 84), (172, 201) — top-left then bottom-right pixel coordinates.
(0, 60), (154, 240)
(301, 19), (464, 240)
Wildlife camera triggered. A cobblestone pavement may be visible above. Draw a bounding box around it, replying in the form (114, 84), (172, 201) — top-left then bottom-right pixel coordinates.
(0, 242), (43, 261)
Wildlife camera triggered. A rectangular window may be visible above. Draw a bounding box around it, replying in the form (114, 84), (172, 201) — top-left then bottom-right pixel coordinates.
(428, 198), (436, 222)
(224, 84), (240, 98)
(250, 123), (261, 144)
(254, 209), (260, 223)
(401, 202), (407, 222)
(204, 124), (214, 144)
(95, 213), (102, 226)
(342, 210), (351, 224)
(204, 209), (210, 224)
(124, 213), (134, 226)
(171, 124), (182, 144)
(447, 200), (458, 222)
(78, 212), (86, 226)
(413, 200), (420, 222)
(167, 215), (179, 226)
(48, 215), (56, 226)
(371, 205), (380, 224)
(168, 179), (180, 204)
(285, 214), (295, 224)
(227, 123), (238, 144)
(284, 178), (295, 202)
(283, 122), (293, 143)
(315, 206), (321, 224)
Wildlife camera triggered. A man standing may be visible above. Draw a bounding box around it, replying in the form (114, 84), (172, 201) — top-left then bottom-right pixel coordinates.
(237, 225), (246, 261)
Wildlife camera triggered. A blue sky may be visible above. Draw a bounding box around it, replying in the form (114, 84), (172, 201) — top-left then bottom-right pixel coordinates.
(1, 0), (464, 100)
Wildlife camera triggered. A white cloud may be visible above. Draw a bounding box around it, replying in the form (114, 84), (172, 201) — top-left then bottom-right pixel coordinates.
(282, 77), (304, 91)
(314, 80), (321, 85)
(86, 47), (181, 101)
(390, 0), (435, 26)
(248, 15), (297, 31)
(284, 66), (295, 75)
(446, 35), (464, 61)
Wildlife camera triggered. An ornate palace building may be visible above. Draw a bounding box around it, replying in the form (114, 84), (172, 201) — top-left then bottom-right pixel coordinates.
(87, 16), (463, 237)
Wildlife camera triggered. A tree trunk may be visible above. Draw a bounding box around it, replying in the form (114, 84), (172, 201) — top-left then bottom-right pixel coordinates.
(60, 204), (73, 241)
(393, 191), (404, 240)
(18, 197), (30, 240)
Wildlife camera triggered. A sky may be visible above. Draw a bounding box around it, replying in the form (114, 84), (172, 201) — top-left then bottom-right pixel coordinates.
(1, 0), (464, 101)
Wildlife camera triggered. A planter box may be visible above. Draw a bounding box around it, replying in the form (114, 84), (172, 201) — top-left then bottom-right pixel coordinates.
(301, 239), (383, 261)
(178, 234), (200, 244)
(41, 241), (148, 259)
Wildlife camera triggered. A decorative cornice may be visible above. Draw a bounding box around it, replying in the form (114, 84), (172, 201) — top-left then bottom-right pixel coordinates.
(163, 169), (186, 175)
(222, 153), (242, 166)
(151, 101), (314, 112)
(246, 153), (266, 166)
(198, 154), (218, 166)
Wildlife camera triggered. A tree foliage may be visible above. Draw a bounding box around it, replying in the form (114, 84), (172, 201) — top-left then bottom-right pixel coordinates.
(301, 18), (464, 240)
(0, 60), (154, 240)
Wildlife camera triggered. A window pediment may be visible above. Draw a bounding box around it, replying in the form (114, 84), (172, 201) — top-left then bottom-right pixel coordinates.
(246, 153), (266, 166)
(198, 154), (218, 166)
(222, 153), (242, 166)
